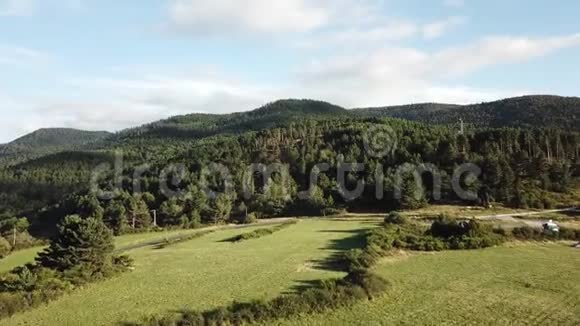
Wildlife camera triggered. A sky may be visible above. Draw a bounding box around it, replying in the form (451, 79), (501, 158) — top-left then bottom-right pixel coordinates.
(1, 0), (580, 142)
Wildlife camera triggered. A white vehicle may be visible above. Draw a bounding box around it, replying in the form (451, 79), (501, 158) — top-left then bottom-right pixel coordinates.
(542, 220), (560, 233)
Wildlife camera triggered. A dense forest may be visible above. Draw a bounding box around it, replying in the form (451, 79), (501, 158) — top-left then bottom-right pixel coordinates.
(356, 95), (580, 130)
(0, 128), (111, 167)
(0, 96), (578, 240)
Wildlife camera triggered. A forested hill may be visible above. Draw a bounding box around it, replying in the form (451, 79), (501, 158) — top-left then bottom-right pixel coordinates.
(0, 96), (578, 237)
(0, 128), (111, 166)
(355, 95), (580, 130)
(113, 99), (350, 141)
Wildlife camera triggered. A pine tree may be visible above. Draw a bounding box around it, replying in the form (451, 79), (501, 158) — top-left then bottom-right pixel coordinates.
(400, 174), (427, 209)
(36, 215), (114, 274)
(103, 201), (128, 235)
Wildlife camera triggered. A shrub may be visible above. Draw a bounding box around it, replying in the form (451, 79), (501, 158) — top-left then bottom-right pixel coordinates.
(384, 211), (408, 225)
(0, 237), (11, 259)
(559, 227), (580, 241)
(242, 212), (258, 224)
(511, 226), (544, 240)
(430, 216), (468, 238)
(0, 292), (28, 318)
(511, 226), (580, 241)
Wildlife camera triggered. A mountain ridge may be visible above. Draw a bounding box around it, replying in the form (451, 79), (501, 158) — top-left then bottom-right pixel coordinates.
(0, 128), (112, 166)
(2, 95), (578, 164)
(354, 95), (580, 129)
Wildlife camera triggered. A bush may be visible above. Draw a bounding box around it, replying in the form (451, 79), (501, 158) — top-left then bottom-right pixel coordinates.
(384, 211), (408, 225)
(242, 212), (258, 224)
(511, 226), (544, 240)
(430, 216), (468, 238)
(511, 226), (580, 241)
(0, 265), (74, 318)
(0, 292), (28, 318)
(0, 237), (11, 259)
(559, 227), (580, 241)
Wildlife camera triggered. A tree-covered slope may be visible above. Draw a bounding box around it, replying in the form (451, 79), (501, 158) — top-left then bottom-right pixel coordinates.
(0, 128), (111, 166)
(112, 99), (350, 142)
(0, 95), (579, 231)
(355, 95), (580, 130)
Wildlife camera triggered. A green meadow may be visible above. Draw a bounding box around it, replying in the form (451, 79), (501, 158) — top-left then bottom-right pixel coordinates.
(1, 220), (370, 325)
(273, 243), (580, 326)
(1, 219), (578, 325)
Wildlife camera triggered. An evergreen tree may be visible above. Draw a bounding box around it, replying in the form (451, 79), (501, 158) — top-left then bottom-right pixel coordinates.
(159, 198), (186, 226)
(36, 215), (115, 274)
(103, 201), (128, 235)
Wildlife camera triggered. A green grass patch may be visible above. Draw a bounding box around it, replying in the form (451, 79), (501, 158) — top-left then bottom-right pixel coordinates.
(271, 243), (580, 325)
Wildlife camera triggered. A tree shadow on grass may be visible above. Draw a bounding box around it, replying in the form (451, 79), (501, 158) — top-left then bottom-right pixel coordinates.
(283, 279), (325, 294)
(284, 227), (371, 294)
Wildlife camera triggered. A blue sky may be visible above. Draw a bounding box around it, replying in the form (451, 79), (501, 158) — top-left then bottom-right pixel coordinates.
(1, 0), (580, 142)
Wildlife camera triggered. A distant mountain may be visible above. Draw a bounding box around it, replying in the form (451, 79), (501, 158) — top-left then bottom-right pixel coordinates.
(0, 128), (111, 166)
(354, 95), (580, 130)
(113, 99), (350, 141)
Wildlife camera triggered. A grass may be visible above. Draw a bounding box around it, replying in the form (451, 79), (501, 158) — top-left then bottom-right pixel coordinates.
(0, 228), (214, 273)
(2, 217), (579, 325)
(271, 243), (580, 326)
(0, 220), (372, 326)
(0, 246), (44, 273)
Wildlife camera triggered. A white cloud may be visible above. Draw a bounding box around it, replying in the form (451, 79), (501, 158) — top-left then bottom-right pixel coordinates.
(294, 21), (419, 49)
(423, 16), (466, 39)
(0, 0), (35, 16)
(443, 0), (465, 8)
(436, 33), (580, 76)
(0, 74), (277, 142)
(168, 0), (330, 34)
(293, 33), (580, 107)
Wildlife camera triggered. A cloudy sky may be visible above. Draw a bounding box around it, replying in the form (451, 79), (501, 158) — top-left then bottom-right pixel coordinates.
(1, 0), (580, 142)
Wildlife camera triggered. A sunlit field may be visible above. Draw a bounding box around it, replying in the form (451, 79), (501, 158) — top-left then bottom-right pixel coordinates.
(1, 220), (371, 325)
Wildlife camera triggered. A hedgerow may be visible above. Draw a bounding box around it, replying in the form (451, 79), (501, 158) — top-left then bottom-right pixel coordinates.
(511, 226), (580, 241)
(226, 220), (298, 242)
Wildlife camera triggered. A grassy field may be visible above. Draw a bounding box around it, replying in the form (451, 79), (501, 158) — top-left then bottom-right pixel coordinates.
(272, 243), (580, 326)
(0, 227), (216, 273)
(1, 220), (372, 326)
(2, 218), (579, 325)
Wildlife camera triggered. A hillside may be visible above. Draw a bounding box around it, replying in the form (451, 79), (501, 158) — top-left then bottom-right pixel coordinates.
(0, 128), (111, 166)
(0, 95), (579, 227)
(355, 95), (580, 130)
(113, 99), (350, 142)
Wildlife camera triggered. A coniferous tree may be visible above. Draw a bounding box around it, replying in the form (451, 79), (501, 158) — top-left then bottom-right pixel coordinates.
(36, 215), (114, 274)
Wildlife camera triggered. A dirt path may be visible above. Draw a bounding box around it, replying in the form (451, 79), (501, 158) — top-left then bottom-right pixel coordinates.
(473, 208), (577, 228)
